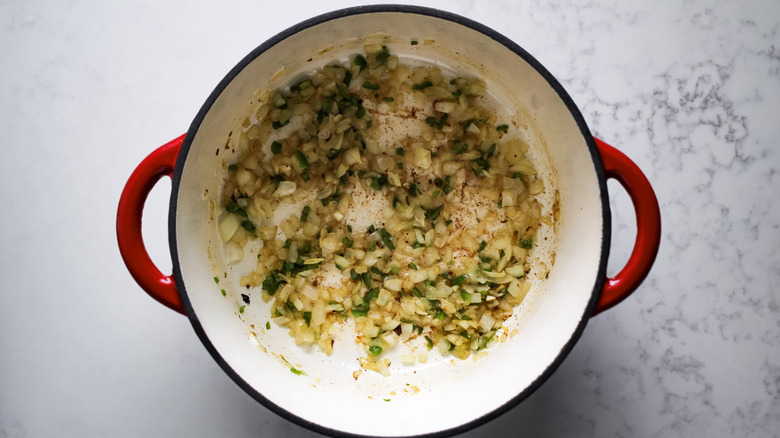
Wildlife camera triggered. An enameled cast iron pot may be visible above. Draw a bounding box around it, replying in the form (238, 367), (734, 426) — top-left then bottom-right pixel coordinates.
(117, 6), (661, 437)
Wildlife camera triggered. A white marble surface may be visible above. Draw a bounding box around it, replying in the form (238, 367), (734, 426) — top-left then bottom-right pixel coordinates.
(1, 0), (779, 437)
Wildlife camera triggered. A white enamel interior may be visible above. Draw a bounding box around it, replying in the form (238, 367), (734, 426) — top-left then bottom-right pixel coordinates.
(173, 10), (606, 437)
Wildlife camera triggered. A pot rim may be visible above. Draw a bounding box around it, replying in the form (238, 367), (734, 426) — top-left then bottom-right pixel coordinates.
(169, 5), (610, 437)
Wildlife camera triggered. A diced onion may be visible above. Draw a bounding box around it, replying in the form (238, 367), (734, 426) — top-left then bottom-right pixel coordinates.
(218, 214), (241, 243)
(226, 241), (244, 264)
(310, 300), (326, 327)
(304, 258), (324, 265)
(505, 264), (525, 278)
(387, 172), (401, 187)
(299, 284), (318, 301)
(344, 148), (362, 165)
(436, 339), (451, 354)
(218, 45), (550, 369)
(384, 278), (403, 292)
(413, 148), (431, 169)
(334, 255), (352, 269)
(434, 101), (458, 113)
(273, 181), (297, 197)
(407, 269), (429, 284)
(479, 313), (496, 331)
(528, 180), (545, 195)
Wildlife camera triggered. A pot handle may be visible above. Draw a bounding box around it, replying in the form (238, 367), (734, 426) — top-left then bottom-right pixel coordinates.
(117, 134), (187, 315)
(593, 138), (661, 315)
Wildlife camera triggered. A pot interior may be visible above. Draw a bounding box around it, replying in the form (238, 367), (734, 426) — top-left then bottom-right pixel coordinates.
(172, 7), (607, 437)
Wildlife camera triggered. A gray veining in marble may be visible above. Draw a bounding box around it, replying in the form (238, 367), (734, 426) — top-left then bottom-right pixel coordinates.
(0, 0), (778, 437)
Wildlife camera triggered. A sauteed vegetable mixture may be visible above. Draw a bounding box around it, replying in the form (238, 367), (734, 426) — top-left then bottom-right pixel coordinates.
(218, 44), (546, 368)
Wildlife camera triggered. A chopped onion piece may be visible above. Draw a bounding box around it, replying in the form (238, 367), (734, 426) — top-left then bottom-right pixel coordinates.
(273, 181), (297, 197)
(505, 264), (525, 277)
(479, 313), (496, 331)
(407, 269), (428, 284)
(507, 278), (525, 297)
(413, 148), (431, 169)
(434, 101), (458, 113)
(300, 284), (319, 300)
(387, 172), (402, 187)
(375, 358), (391, 377)
(364, 324), (380, 338)
(310, 300), (326, 327)
(304, 258), (324, 265)
(436, 339), (451, 354)
(382, 331), (399, 348)
(218, 214), (241, 243)
(226, 241), (244, 264)
(334, 255), (352, 269)
(344, 148), (362, 165)
(384, 278), (403, 291)
(528, 180), (545, 195)
(272, 316), (291, 326)
(287, 241), (298, 262)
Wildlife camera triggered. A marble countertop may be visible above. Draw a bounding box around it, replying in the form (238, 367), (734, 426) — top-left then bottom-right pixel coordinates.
(1, 1), (778, 437)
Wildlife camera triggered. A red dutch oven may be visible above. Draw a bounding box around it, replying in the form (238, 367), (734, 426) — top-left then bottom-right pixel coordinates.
(117, 5), (660, 437)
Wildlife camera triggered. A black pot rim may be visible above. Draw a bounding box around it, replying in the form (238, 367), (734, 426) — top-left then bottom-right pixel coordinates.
(170, 4), (610, 438)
